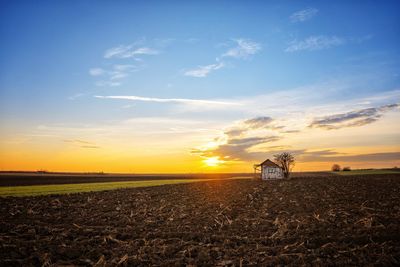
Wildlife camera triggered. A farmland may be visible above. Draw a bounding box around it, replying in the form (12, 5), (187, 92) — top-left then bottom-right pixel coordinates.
(1, 173), (400, 266)
(0, 173), (253, 197)
(334, 169), (400, 176)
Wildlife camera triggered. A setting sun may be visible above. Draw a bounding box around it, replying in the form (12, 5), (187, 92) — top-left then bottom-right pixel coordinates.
(203, 156), (224, 167)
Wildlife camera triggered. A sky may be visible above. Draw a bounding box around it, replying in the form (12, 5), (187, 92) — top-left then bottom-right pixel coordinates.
(0, 0), (399, 173)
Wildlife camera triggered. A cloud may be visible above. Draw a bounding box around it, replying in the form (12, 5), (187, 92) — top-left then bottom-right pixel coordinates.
(224, 116), (275, 137)
(228, 136), (277, 146)
(104, 45), (159, 59)
(285, 36), (345, 52)
(80, 145), (100, 149)
(64, 139), (92, 144)
(299, 151), (400, 162)
(68, 93), (85, 100)
(63, 139), (100, 149)
(243, 116), (273, 128)
(89, 68), (105, 76)
(290, 7), (318, 22)
(95, 95), (241, 106)
(90, 39), (166, 86)
(191, 135), (282, 162)
(91, 64), (139, 87)
(184, 38), (261, 78)
(309, 103), (399, 130)
(184, 62), (224, 77)
(222, 39), (262, 59)
(282, 130), (301, 134)
(191, 115), (286, 162)
(189, 89), (399, 163)
(95, 81), (121, 87)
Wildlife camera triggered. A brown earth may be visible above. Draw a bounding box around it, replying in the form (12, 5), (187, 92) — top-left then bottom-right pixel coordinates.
(0, 173), (247, 187)
(0, 172), (334, 187)
(1, 174), (400, 266)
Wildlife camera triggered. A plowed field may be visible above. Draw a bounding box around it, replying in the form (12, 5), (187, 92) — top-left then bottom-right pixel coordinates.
(1, 174), (399, 266)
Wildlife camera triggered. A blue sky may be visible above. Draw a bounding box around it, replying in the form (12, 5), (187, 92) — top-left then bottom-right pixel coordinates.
(1, 1), (399, 172)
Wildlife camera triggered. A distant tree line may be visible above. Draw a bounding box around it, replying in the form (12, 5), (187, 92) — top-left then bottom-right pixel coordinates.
(331, 164), (351, 172)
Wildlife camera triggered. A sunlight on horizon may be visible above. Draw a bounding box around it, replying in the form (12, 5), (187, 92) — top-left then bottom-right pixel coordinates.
(203, 156), (224, 167)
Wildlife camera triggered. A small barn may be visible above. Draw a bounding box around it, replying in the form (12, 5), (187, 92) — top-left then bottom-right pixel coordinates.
(254, 159), (284, 180)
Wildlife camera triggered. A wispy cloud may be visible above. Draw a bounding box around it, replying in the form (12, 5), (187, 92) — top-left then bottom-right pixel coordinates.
(285, 35), (345, 52)
(243, 116), (274, 128)
(191, 135), (282, 162)
(185, 38), (261, 78)
(191, 115), (288, 162)
(189, 86), (400, 164)
(80, 145), (100, 149)
(222, 39), (262, 59)
(63, 139), (100, 149)
(184, 62), (224, 77)
(89, 39), (165, 86)
(299, 151), (400, 162)
(89, 68), (105, 76)
(290, 7), (318, 22)
(90, 64), (139, 87)
(104, 45), (159, 59)
(225, 116), (275, 137)
(95, 95), (241, 106)
(68, 93), (85, 100)
(309, 103), (399, 130)
(95, 81), (121, 87)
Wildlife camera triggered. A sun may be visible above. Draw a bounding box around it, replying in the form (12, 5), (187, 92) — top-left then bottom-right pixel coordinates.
(203, 156), (223, 167)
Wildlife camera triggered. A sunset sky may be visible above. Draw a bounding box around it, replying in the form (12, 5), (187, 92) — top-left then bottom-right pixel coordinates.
(1, 0), (399, 173)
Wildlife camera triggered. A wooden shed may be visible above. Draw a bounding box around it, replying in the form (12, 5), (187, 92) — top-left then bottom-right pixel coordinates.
(253, 159), (284, 180)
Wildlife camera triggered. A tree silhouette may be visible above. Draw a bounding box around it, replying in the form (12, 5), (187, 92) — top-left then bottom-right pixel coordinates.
(331, 164), (341, 172)
(274, 152), (295, 178)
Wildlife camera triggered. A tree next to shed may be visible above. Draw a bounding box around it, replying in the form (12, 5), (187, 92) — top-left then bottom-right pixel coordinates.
(253, 159), (284, 180)
(253, 152), (295, 180)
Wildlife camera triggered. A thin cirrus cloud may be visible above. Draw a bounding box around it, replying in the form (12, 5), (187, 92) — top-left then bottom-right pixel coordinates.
(290, 7), (318, 22)
(184, 62), (224, 78)
(89, 64), (139, 87)
(222, 39), (262, 59)
(285, 35), (345, 52)
(185, 38), (261, 78)
(89, 68), (105, 76)
(63, 139), (100, 149)
(104, 45), (159, 59)
(88, 40), (161, 87)
(309, 103), (399, 130)
(299, 151), (400, 162)
(94, 95), (241, 106)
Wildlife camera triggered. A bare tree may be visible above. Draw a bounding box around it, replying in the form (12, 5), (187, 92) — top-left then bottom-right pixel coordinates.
(274, 152), (295, 178)
(331, 164), (341, 172)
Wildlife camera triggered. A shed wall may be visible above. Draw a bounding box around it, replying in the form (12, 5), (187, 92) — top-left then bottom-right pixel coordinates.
(262, 166), (283, 179)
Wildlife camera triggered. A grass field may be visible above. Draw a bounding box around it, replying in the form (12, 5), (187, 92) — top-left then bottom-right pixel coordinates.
(334, 169), (399, 176)
(0, 177), (251, 197)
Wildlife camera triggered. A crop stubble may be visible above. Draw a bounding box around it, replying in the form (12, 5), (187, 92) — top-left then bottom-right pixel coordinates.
(1, 174), (399, 266)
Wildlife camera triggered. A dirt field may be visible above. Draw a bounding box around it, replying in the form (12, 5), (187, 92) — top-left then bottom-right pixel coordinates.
(0, 172), (334, 187)
(1, 174), (399, 266)
(0, 173), (252, 187)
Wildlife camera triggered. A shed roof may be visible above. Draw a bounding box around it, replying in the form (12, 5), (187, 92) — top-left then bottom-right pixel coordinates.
(260, 159), (281, 168)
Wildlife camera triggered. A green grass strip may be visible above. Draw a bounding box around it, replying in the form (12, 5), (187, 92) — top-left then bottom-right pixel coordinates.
(334, 170), (399, 176)
(0, 177), (252, 197)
